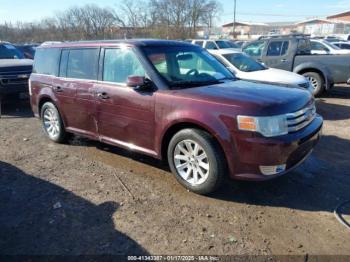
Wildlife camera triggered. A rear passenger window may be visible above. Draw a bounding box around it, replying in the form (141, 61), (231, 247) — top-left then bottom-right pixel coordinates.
(33, 48), (60, 76)
(103, 48), (145, 84)
(67, 49), (99, 80)
(281, 41), (289, 55)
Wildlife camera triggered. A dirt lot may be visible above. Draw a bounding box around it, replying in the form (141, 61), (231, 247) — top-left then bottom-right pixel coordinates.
(1, 85), (350, 257)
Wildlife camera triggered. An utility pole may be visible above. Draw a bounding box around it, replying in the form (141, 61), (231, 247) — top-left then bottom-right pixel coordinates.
(232, 0), (237, 39)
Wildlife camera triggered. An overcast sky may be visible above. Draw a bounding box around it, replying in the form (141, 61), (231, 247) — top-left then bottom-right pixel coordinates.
(0, 0), (349, 24)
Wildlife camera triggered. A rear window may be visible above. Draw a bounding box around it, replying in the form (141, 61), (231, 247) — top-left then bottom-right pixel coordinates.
(66, 49), (99, 80)
(33, 48), (60, 76)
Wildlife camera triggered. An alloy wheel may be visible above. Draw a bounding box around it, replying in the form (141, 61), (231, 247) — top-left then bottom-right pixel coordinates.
(173, 139), (210, 186)
(43, 108), (60, 138)
(307, 76), (319, 91)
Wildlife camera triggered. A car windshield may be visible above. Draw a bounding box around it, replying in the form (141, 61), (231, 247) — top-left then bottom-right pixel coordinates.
(216, 41), (239, 49)
(223, 53), (267, 72)
(0, 44), (24, 59)
(142, 46), (235, 88)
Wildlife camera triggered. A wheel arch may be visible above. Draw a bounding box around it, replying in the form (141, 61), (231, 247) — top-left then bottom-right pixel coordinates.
(160, 121), (230, 172)
(294, 64), (334, 90)
(38, 96), (67, 128)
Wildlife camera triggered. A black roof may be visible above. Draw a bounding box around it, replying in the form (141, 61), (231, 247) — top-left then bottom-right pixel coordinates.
(40, 39), (194, 48)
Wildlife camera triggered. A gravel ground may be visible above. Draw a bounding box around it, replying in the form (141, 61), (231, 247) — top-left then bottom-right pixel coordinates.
(1, 85), (350, 257)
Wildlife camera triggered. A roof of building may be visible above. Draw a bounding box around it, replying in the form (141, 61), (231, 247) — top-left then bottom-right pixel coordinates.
(295, 18), (350, 25)
(222, 21), (268, 27)
(327, 10), (350, 19)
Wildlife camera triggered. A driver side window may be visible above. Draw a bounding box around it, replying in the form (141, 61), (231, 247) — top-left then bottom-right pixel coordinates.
(243, 41), (266, 57)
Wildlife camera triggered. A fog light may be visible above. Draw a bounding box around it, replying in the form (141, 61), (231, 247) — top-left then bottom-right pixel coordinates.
(260, 165), (286, 176)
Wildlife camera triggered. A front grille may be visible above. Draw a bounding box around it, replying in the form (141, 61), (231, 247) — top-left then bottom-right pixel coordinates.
(0, 71), (31, 86)
(298, 82), (309, 89)
(286, 102), (316, 132)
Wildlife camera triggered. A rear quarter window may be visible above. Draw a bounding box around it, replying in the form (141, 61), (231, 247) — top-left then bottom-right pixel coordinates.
(33, 48), (61, 76)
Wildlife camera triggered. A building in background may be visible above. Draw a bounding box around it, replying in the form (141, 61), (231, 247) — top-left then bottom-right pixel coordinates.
(221, 10), (350, 40)
(222, 21), (295, 40)
(296, 18), (350, 36)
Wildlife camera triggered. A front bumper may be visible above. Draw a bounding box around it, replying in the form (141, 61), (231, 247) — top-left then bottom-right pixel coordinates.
(230, 115), (323, 181)
(0, 83), (29, 97)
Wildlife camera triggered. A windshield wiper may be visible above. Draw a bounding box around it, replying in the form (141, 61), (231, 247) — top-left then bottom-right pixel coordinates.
(170, 79), (223, 88)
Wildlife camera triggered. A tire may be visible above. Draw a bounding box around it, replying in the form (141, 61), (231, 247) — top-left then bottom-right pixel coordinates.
(167, 128), (226, 195)
(40, 102), (68, 143)
(302, 72), (324, 96)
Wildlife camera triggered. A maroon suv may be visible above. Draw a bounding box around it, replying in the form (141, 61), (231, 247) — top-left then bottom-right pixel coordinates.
(29, 40), (323, 194)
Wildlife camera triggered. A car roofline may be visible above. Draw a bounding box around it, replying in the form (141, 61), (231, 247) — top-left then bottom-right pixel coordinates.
(37, 39), (194, 49)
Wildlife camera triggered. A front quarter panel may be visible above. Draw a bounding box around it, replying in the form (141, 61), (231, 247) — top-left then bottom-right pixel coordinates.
(155, 90), (240, 176)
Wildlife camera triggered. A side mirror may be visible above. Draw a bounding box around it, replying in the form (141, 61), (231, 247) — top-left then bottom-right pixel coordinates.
(126, 76), (154, 91)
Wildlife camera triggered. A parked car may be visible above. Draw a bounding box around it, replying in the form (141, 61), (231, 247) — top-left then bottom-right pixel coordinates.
(242, 35), (350, 96)
(15, 44), (38, 59)
(332, 42), (350, 50)
(233, 41), (249, 48)
(310, 39), (350, 55)
(30, 40), (322, 195)
(189, 39), (240, 51)
(0, 42), (33, 105)
(209, 49), (313, 93)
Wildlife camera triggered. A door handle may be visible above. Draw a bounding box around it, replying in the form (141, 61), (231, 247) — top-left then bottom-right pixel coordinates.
(53, 86), (63, 92)
(281, 59), (287, 62)
(97, 92), (110, 99)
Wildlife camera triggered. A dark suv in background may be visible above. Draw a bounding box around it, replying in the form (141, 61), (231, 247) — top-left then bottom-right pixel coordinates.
(30, 40), (322, 194)
(15, 44), (38, 59)
(0, 42), (33, 106)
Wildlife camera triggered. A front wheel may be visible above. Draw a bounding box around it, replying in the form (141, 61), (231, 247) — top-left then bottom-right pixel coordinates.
(167, 129), (226, 195)
(41, 102), (68, 143)
(302, 72), (324, 96)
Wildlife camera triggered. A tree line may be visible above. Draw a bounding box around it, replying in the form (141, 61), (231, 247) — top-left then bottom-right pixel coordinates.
(0, 0), (221, 43)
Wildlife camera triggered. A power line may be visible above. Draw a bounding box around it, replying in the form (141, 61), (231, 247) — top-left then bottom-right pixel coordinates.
(222, 11), (328, 18)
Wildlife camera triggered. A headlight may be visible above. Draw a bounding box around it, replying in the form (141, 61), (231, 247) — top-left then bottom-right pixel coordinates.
(237, 115), (288, 137)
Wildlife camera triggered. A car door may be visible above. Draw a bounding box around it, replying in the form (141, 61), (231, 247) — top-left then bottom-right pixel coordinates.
(54, 48), (100, 138)
(263, 40), (292, 71)
(95, 47), (156, 155)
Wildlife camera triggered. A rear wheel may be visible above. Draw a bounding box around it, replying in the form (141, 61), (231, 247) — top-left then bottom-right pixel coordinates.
(40, 102), (68, 143)
(167, 128), (226, 195)
(302, 72), (324, 96)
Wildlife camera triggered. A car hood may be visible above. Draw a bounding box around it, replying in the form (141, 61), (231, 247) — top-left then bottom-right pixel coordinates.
(234, 68), (307, 86)
(332, 49), (350, 54)
(0, 59), (33, 68)
(176, 80), (312, 116)
(0, 59), (33, 74)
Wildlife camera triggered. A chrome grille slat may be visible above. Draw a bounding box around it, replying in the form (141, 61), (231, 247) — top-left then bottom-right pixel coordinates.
(287, 102), (316, 133)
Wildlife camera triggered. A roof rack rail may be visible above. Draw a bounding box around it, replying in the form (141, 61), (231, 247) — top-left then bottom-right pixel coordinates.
(40, 41), (63, 46)
(258, 34), (311, 40)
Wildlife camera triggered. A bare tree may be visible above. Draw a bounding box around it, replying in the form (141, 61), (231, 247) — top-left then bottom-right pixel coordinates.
(0, 0), (221, 43)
